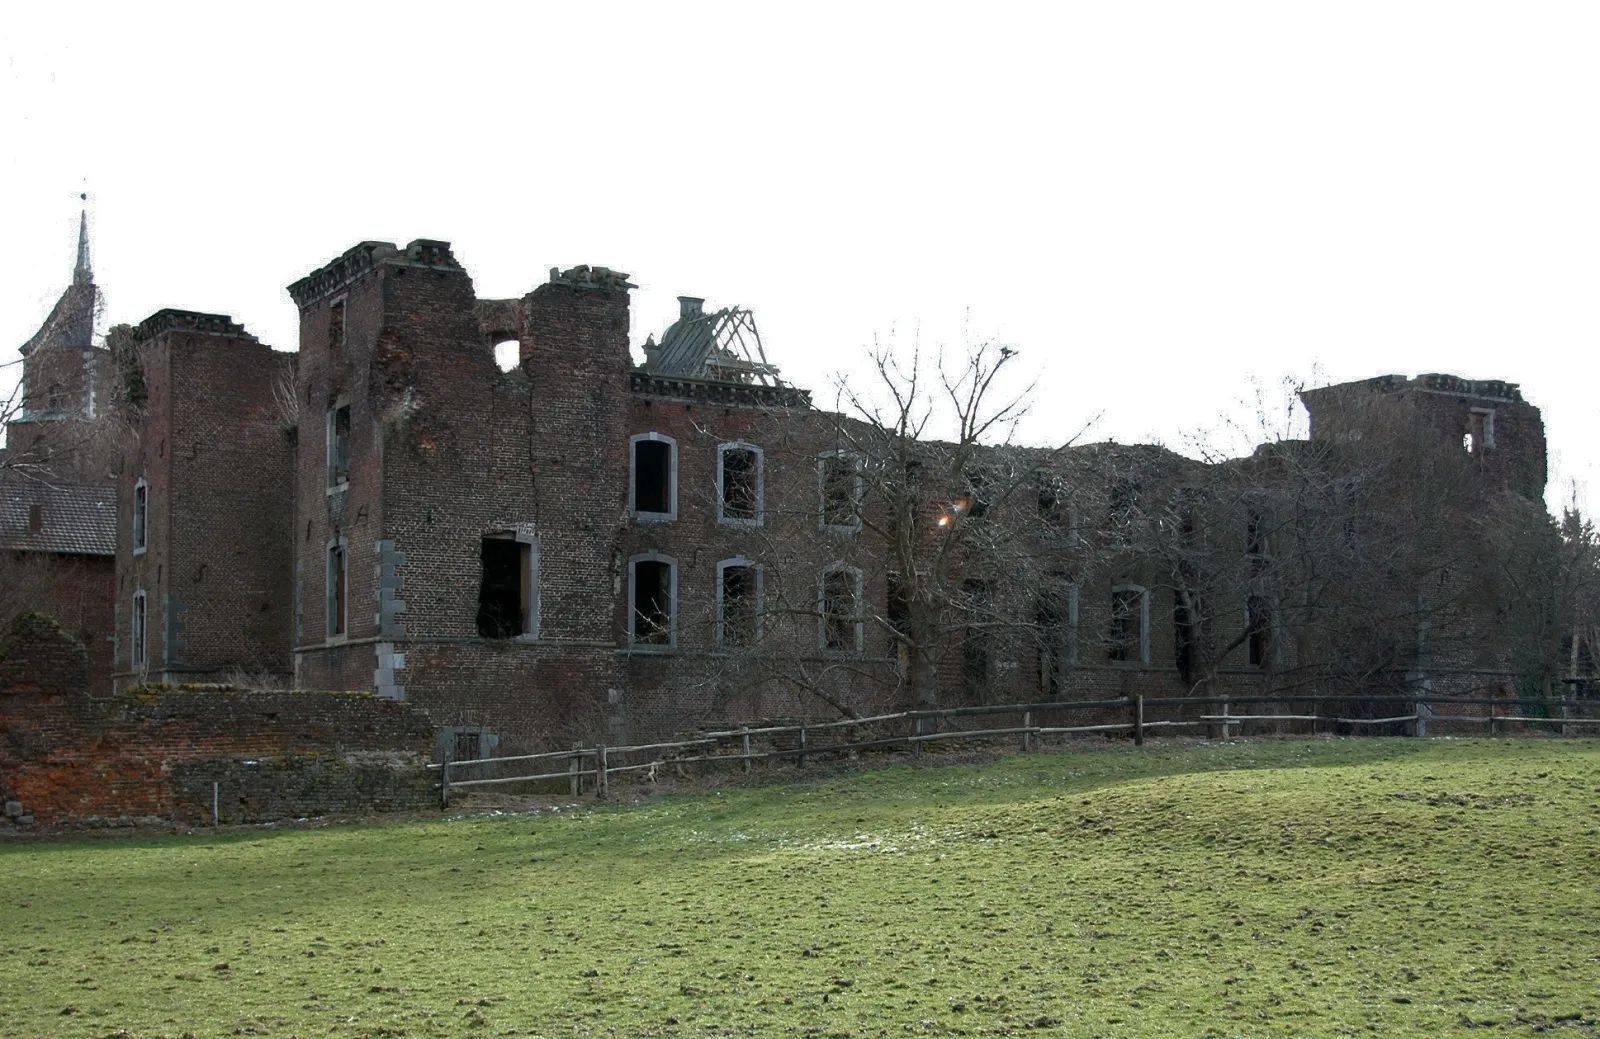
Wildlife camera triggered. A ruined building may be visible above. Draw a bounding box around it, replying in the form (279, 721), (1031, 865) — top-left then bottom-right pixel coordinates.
(3, 228), (1568, 765)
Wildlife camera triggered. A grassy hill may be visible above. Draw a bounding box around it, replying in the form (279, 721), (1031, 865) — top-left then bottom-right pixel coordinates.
(2, 738), (1597, 1038)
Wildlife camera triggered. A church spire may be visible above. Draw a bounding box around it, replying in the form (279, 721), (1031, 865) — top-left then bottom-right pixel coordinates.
(73, 205), (92, 285)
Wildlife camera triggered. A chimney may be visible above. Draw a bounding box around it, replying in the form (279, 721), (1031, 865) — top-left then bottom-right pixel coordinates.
(678, 296), (704, 321)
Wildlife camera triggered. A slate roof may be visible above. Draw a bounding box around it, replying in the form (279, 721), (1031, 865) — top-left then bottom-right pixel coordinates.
(0, 478), (117, 556)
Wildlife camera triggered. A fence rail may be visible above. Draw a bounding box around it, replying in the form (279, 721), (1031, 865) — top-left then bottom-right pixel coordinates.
(434, 694), (1600, 806)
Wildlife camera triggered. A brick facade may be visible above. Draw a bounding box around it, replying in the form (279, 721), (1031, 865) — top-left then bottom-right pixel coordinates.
(7, 228), (1566, 777)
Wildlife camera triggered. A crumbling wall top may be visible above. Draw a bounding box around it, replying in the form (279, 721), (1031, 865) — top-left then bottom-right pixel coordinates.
(132, 309), (256, 343)
(287, 239), (463, 310)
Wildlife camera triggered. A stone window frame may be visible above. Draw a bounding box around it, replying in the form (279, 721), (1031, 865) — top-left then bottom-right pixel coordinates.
(715, 556), (764, 648)
(132, 477), (149, 556)
(326, 396), (351, 494)
(1109, 582), (1151, 667)
(326, 535), (349, 642)
(627, 550), (678, 650)
(131, 588), (147, 670)
(818, 562), (865, 654)
(481, 528), (540, 642)
(716, 441), (765, 528)
(629, 432), (678, 523)
(817, 450), (864, 534)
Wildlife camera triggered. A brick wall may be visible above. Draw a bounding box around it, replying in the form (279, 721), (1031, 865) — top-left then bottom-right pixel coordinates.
(1, 613), (435, 826)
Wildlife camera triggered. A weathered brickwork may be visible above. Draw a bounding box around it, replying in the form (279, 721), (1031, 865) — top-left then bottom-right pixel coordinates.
(0, 614), (435, 825)
(9, 226), (1562, 779)
(112, 313), (295, 691)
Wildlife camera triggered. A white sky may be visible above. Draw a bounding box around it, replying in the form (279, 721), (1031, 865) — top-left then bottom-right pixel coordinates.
(5, 2), (1596, 512)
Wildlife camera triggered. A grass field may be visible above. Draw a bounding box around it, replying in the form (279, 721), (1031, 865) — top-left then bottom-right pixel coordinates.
(2, 738), (1598, 1038)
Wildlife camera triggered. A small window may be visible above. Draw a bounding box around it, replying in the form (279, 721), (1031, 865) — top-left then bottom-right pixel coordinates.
(27, 503), (43, 534)
(820, 565), (863, 652)
(47, 383), (62, 411)
(131, 589), (147, 669)
(1245, 508), (1267, 558)
(493, 339), (519, 373)
(961, 469), (992, 519)
(328, 299), (346, 355)
(1466, 408), (1495, 454)
(1037, 576), (1078, 695)
(1037, 473), (1066, 525)
(718, 444), (763, 525)
(132, 478), (148, 553)
(718, 559), (761, 647)
(452, 730), (481, 763)
(327, 405), (351, 487)
(819, 452), (862, 530)
(631, 433), (677, 520)
(477, 535), (536, 639)
(630, 553), (676, 647)
(962, 579), (991, 700)
(327, 539), (348, 638)
(1174, 591), (1197, 683)
(1108, 585), (1149, 665)
(1247, 596), (1273, 668)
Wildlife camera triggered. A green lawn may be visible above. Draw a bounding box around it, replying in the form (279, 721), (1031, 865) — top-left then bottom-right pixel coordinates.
(2, 738), (1598, 1038)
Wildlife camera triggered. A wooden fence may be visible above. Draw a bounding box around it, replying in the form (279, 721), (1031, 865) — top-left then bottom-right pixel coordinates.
(428, 693), (1600, 807)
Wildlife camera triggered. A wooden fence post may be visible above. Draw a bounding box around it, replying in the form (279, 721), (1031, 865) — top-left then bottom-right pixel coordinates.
(1487, 708), (1496, 739)
(569, 743), (581, 796)
(440, 760), (451, 810)
(741, 727), (752, 773)
(1133, 694), (1145, 747)
(1219, 702), (1230, 741)
(912, 715), (923, 759)
(798, 725), (808, 769)
(596, 744), (609, 800)
(1022, 711), (1033, 753)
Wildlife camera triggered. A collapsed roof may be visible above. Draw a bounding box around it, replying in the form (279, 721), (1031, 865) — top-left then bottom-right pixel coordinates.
(640, 296), (787, 386)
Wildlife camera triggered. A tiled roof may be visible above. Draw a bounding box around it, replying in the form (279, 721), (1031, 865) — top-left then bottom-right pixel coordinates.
(0, 478), (116, 556)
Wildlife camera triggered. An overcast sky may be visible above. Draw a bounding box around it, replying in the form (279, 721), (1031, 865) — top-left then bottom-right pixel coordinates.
(5, 3), (1596, 512)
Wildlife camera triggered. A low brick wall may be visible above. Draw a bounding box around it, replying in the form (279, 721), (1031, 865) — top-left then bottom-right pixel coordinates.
(0, 613), (437, 827)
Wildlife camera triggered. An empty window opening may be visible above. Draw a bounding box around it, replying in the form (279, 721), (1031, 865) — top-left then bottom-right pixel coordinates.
(821, 567), (861, 652)
(47, 383), (62, 411)
(327, 405), (351, 487)
(631, 435), (676, 518)
(133, 478), (148, 552)
(962, 579), (992, 701)
(477, 537), (533, 638)
(1037, 473), (1066, 525)
(1246, 596), (1272, 668)
(820, 453), (862, 528)
(453, 730), (481, 763)
(1465, 408), (1495, 454)
(961, 469), (992, 519)
(131, 589), (147, 669)
(1108, 586), (1149, 664)
(328, 300), (345, 355)
(631, 556), (675, 646)
(327, 541), (348, 638)
(887, 572), (913, 668)
(493, 339), (519, 373)
(1037, 577), (1077, 696)
(719, 562), (760, 647)
(719, 445), (762, 523)
(1245, 509), (1267, 557)
(1174, 593), (1197, 684)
